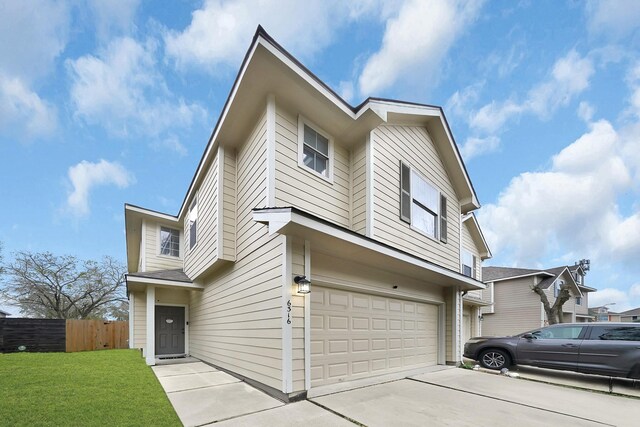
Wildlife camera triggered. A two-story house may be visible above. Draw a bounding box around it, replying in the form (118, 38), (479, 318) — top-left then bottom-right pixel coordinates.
(480, 263), (596, 336)
(124, 27), (490, 401)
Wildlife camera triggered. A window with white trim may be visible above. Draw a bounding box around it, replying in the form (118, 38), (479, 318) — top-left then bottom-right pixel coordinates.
(188, 197), (197, 250)
(554, 280), (564, 298)
(462, 250), (476, 279)
(298, 117), (333, 181)
(399, 162), (447, 241)
(160, 227), (180, 257)
(576, 296), (582, 306)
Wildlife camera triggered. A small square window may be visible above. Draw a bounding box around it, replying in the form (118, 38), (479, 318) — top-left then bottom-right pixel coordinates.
(160, 227), (180, 257)
(298, 118), (332, 180)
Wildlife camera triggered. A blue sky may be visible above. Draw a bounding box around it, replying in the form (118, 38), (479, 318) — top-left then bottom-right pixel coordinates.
(1, 0), (640, 315)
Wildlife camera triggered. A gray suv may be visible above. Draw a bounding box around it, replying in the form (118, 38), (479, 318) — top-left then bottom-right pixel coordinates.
(463, 323), (640, 379)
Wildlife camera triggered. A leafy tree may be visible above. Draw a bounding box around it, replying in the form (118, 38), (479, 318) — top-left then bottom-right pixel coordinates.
(532, 283), (571, 324)
(0, 251), (128, 319)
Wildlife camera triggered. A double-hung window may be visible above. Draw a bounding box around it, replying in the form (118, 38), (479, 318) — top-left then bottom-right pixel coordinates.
(298, 118), (332, 181)
(189, 197), (198, 250)
(400, 162), (447, 242)
(462, 250), (476, 278)
(160, 227), (180, 257)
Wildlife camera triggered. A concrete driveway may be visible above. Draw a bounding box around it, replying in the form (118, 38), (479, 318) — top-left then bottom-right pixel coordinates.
(154, 362), (638, 426)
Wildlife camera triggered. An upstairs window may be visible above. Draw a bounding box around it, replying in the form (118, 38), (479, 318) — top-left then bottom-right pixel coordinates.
(160, 227), (180, 257)
(298, 118), (333, 181)
(400, 162), (447, 241)
(189, 197), (198, 250)
(575, 296), (582, 305)
(554, 280), (565, 298)
(462, 250), (476, 279)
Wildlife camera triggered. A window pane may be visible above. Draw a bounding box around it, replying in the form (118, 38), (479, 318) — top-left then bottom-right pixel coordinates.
(591, 326), (640, 341)
(304, 125), (317, 149)
(537, 326), (584, 339)
(412, 203), (436, 237)
(316, 134), (329, 156)
(411, 171), (438, 211)
(303, 145), (315, 168)
(315, 155), (327, 175)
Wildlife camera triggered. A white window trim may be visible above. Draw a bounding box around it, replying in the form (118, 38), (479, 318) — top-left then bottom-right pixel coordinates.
(157, 226), (182, 259)
(297, 115), (334, 183)
(408, 167), (441, 242)
(188, 195), (198, 251)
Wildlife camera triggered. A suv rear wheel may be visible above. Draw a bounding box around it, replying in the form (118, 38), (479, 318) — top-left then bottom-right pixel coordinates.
(479, 349), (511, 370)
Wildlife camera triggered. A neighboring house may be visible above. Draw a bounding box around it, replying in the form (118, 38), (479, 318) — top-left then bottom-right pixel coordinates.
(617, 308), (640, 322)
(124, 27), (490, 401)
(481, 263), (596, 336)
(589, 306), (619, 322)
(0, 310), (10, 318)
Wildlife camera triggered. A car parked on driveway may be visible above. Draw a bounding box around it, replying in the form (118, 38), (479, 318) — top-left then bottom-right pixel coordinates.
(463, 322), (640, 379)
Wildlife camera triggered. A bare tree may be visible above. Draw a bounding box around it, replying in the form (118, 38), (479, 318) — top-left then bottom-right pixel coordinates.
(0, 251), (128, 319)
(532, 283), (572, 324)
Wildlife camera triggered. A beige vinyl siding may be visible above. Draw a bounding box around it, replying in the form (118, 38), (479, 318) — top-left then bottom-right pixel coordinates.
(188, 109), (286, 392)
(133, 292), (146, 350)
(462, 221), (482, 299)
(575, 293), (589, 315)
(184, 154), (219, 279)
(222, 147), (236, 260)
(372, 125), (460, 271)
(291, 238), (306, 392)
(351, 140), (367, 234)
(482, 282), (494, 307)
(274, 107), (351, 228)
(143, 221), (183, 272)
(237, 110), (267, 259)
(156, 288), (190, 305)
(481, 278), (542, 336)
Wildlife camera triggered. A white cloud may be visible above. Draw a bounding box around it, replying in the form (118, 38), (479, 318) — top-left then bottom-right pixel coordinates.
(66, 160), (135, 217)
(589, 288), (633, 312)
(577, 101), (595, 122)
(445, 81), (484, 118)
(460, 136), (500, 161)
(0, 0), (70, 81)
(470, 50), (594, 135)
(586, 0), (640, 40)
(479, 118), (640, 270)
(0, 74), (57, 138)
(338, 81), (355, 103)
(88, 0), (141, 41)
(358, 0), (484, 96)
(154, 135), (188, 157)
(164, 0), (364, 72)
(67, 37), (206, 139)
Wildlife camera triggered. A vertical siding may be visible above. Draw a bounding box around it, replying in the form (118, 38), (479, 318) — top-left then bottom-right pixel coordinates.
(188, 109), (285, 392)
(481, 278), (542, 336)
(351, 140), (367, 234)
(274, 106), (351, 227)
(133, 291), (146, 350)
(143, 220), (183, 272)
(222, 147), (237, 260)
(372, 125), (461, 271)
(184, 154), (219, 279)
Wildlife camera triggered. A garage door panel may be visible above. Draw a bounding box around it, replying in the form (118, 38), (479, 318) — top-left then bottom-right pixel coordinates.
(311, 286), (439, 387)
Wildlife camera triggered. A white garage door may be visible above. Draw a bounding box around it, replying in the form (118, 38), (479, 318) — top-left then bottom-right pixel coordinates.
(311, 286), (439, 387)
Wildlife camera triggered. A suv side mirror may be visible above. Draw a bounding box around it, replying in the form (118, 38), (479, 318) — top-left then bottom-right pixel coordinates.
(522, 333), (535, 340)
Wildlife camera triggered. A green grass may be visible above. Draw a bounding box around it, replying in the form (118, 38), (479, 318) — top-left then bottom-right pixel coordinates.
(0, 350), (181, 427)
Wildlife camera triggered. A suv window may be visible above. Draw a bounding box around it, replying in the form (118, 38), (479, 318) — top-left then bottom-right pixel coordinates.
(588, 325), (640, 341)
(531, 326), (585, 339)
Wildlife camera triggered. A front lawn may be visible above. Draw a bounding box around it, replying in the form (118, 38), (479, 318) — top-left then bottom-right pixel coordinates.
(0, 350), (181, 427)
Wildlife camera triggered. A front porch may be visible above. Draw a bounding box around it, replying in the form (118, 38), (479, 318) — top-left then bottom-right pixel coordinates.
(126, 269), (203, 365)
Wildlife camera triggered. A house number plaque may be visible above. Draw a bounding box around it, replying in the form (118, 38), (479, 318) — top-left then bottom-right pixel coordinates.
(286, 300), (292, 324)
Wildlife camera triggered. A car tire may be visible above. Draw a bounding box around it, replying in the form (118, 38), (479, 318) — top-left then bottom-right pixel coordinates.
(479, 349), (511, 370)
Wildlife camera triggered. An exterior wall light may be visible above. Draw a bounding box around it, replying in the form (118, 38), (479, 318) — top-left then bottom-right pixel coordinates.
(294, 275), (311, 294)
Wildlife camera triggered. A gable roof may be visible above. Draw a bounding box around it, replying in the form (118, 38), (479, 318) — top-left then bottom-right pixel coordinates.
(462, 213), (492, 259)
(618, 307), (640, 317)
(482, 266), (552, 282)
(176, 26), (481, 220)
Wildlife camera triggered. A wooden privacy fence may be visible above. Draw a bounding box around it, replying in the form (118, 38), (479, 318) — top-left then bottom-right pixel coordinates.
(66, 320), (129, 352)
(0, 318), (129, 353)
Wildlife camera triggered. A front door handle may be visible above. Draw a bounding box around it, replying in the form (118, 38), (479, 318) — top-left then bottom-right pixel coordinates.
(562, 344), (577, 348)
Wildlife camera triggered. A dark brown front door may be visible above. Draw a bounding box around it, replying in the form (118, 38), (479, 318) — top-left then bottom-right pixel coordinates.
(155, 306), (185, 355)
